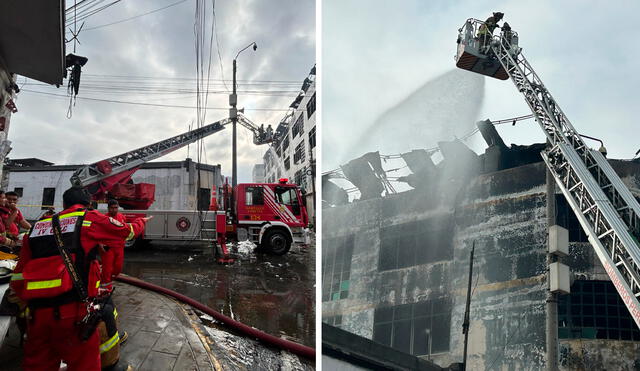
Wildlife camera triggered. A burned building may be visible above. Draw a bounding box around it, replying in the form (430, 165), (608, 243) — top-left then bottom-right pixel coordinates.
(322, 122), (640, 370)
(262, 66), (317, 225)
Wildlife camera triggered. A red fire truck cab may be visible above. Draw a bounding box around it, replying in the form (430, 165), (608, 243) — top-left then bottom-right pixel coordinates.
(119, 180), (308, 259)
(229, 180), (309, 255)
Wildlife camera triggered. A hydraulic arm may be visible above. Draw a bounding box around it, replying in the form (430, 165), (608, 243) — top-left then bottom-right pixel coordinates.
(457, 19), (640, 327)
(70, 118), (230, 188)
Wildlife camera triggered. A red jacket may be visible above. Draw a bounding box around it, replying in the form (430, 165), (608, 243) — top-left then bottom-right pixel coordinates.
(100, 212), (128, 287)
(11, 205), (147, 303)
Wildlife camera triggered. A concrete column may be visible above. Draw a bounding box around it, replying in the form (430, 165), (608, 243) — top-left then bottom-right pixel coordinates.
(546, 164), (559, 371)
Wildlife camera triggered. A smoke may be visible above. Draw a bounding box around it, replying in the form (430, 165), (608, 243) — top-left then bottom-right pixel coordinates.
(358, 69), (485, 156)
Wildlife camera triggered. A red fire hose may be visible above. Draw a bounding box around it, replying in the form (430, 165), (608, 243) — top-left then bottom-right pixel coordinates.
(116, 275), (315, 360)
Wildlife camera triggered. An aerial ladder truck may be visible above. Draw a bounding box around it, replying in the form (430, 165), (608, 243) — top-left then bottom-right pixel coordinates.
(456, 19), (640, 328)
(69, 113), (308, 257)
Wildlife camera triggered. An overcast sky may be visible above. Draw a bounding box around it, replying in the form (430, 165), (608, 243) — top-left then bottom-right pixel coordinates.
(323, 0), (640, 172)
(11, 0), (315, 182)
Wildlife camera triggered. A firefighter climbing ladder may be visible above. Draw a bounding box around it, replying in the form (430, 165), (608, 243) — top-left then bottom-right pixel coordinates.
(457, 19), (640, 328)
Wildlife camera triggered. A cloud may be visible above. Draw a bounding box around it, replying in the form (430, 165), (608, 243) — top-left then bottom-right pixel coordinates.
(323, 0), (640, 169)
(10, 0), (315, 184)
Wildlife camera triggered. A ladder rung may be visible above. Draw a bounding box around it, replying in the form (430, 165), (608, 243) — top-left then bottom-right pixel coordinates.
(619, 258), (640, 289)
(568, 182), (583, 192)
(598, 229), (614, 239)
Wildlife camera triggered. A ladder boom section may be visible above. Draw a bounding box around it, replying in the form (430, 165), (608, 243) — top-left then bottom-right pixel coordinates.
(237, 113), (275, 145)
(70, 118), (230, 187)
(485, 28), (640, 326)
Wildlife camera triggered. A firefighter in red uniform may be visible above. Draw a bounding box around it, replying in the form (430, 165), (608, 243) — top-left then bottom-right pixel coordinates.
(100, 199), (127, 291)
(97, 199), (130, 368)
(10, 187), (149, 371)
(0, 191), (18, 251)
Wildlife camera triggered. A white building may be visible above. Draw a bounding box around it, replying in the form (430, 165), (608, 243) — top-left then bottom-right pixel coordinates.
(5, 158), (224, 220)
(263, 65), (316, 225)
(252, 163), (265, 183)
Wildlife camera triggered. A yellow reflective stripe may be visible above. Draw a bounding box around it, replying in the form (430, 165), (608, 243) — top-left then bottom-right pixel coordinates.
(19, 307), (29, 318)
(40, 211), (87, 222)
(113, 308), (118, 319)
(11, 273), (23, 281)
(82, 221), (92, 227)
(96, 280), (100, 288)
(99, 332), (120, 354)
(26, 279), (62, 290)
(126, 224), (135, 241)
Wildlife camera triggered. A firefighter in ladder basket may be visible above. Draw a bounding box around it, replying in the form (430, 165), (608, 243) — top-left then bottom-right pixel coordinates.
(477, 11), (504, 51)
(10, 187), (150, 371)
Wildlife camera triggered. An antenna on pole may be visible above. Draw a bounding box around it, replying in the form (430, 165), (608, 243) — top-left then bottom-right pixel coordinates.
(462, 240), (475, 370)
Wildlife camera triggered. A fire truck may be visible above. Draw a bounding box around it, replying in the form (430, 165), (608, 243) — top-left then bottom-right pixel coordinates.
(68, 114), (309, 258)
(456, 17), (640, 328)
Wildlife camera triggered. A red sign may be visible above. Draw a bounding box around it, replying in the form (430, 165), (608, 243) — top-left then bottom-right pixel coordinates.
(5, 99), (17, 113)
(176, 217), (191, 232)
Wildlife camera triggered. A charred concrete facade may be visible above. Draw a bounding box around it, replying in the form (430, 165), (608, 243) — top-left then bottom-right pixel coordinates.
(5, 158), (223, 220)
(323, 131), (640, 369)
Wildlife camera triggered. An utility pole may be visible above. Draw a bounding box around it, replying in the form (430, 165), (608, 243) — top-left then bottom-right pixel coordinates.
(231, 58), (237, 189)
(546, 140), (559, 371)
(462, 241), (475, 371)
(229, 42), (257, 221)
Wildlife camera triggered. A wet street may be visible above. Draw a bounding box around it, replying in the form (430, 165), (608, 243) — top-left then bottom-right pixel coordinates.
(121, 238), (315, 348)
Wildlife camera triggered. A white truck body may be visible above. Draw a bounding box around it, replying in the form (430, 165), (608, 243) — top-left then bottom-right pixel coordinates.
(115, 209), (223, 242)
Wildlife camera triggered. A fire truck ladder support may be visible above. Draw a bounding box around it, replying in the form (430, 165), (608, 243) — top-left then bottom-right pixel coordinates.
(70, 118), (231, 188)
(487, 30), (640, 326)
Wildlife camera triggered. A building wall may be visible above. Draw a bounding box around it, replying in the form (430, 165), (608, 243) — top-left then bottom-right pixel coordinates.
(0, 69), (15, 186)
(321, 357), (369, 371)
(7, 159), (222, 220)
(252, 163), (265, 183)
(322, 160), (640, 370)
(263, 69), (316, 225)
(8, 169), (75, 220)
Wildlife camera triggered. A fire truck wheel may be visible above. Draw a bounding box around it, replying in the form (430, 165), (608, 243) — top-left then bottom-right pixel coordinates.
(262, 229), (291, 255)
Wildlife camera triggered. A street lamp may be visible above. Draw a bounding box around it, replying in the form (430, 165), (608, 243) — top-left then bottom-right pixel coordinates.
(579, 133), (607, 157)
(229, 42), (257, 220)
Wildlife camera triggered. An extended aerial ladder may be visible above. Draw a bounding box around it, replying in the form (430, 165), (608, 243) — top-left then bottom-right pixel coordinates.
(70, 113), (275, 208)
(456, 19), (640, 327)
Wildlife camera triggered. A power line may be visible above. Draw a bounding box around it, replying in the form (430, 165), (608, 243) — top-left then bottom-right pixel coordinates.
(22, 89), (291, 112)
(67, 0), (112, 24)
(67, 0), (123, 25)
(79, 74), (301, 84)
(212, 0), (229, 92)
(22, 84), (300, 97)
(84, 0), (189, 31)
(65, 0), (92, 13)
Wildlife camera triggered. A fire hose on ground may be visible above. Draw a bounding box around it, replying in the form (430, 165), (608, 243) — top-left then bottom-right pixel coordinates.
(115, 274), (315, 360)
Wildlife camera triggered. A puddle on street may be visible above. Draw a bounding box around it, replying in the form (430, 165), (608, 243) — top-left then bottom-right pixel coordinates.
(121, 240), (315, 347)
